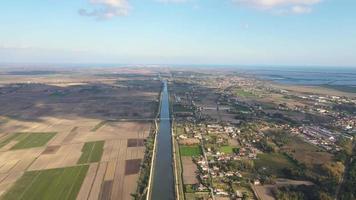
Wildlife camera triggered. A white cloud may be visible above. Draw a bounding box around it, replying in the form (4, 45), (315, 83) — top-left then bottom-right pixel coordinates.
(79, 0), (321, 19)
(79, 0), (130, 19)
(233, 0), (321, 14)
(291, 5), (312, 14)
(155, 0), (188, 3)
(0, 44), (31, 50)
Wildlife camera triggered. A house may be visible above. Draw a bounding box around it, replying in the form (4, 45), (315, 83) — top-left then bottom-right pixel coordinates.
(235, 190), (243, 198)
(253, 179), (261, 185)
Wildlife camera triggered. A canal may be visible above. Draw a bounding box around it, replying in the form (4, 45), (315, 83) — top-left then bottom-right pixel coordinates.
(151, 81), (175, 200)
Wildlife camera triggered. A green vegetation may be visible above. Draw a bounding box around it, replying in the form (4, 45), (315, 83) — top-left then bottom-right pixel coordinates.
(11, 132), (57, 150)
(49, 91), (67, 97)
(2, 165), (89, 200)
(174, 136), (185, 200)
(274, 185), (333, 200)
(184, 184), (197, 193)
(174, 125), (185, 136)
(322, 84), (356, 93)
(255, 153), (297, 177)
(234, 88), (256, 98)
(77, 140), (104, 164)
(0, 133), (22, 148)
(219, 145), (234, 154)
(231, 104), (250, 112)
(265, 129), (291, 147)
(173, 104), (193, 113)
(231, 183), (255, 199)
(0, 132), (56, 150)
(257, 138), (279, 153)
(185, 192), (210, 200)
(91, 121), (107, 132)
(321, 162), (345, 182)
(180, 145), (202, 156)
(133, 123), (156, 200)
(339, 158), (356, 199)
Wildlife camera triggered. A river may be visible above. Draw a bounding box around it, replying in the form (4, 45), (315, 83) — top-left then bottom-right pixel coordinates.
(151, 81), (175, 200)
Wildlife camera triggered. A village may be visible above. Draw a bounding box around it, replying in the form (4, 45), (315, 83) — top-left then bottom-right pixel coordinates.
(169, 71), (355, 200)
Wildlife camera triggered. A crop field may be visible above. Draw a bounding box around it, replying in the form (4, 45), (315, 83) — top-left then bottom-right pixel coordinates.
(281, 136), (333, 170)
(180, 145), (202, 157)
(77, 141), (104, 164)
(181, 157), (198, 185)
(2, 165), (89, 200)
(185, 192), (210, 200)
(0, 70), (160, 199)
(0, 133), (23, 148)
(0, 132), (56, 150)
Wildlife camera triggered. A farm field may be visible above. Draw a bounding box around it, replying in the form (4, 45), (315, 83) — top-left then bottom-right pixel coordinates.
(254, 153), (297, 176)
(0, 69), (161, 199)
(2, 165), (89, 200)
(180, 145), (202, 157)
(0, 132), (56, 150)
(281, 136), (334, 169)
(77, 141), (104, 164)
(181, 157), (198, 185)
(234, 88), (257, 98)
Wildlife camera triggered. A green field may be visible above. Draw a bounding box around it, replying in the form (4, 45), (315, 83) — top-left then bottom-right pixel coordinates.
(179, 145), (202, 156)
(254, 153), (297, 176)
(232, 104), (250, 112)
(77, 140), (104, 164)
(0, 133), (22, 148)
(2, 165), (89, 200)
(234, 89), (256, 98)
(185, 192), (210, 200)
(0, 132), (57, 150)
(49, 91), (68, 97)
(174, 125), (185, 136)
(219, 146), (234, 154)
(173, 104), (193, 112)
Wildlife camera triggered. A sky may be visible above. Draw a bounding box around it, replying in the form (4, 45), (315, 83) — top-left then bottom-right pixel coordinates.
(0, 0), (355, 67)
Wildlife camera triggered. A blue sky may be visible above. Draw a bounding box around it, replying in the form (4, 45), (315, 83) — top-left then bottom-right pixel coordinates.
(0, 0), (355, 66)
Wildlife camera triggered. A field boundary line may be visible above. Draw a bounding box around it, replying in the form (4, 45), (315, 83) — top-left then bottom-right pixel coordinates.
(87, 163), (100, 200)
(98, 162), (111, 200)
(145, 119), (158, 200)
(172, 121), (183, 200)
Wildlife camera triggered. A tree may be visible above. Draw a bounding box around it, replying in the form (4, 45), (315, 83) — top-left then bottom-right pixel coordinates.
(321, 162), (345, 182)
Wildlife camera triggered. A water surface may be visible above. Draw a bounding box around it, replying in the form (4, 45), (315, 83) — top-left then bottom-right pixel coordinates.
(151, 81), (174, 200)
